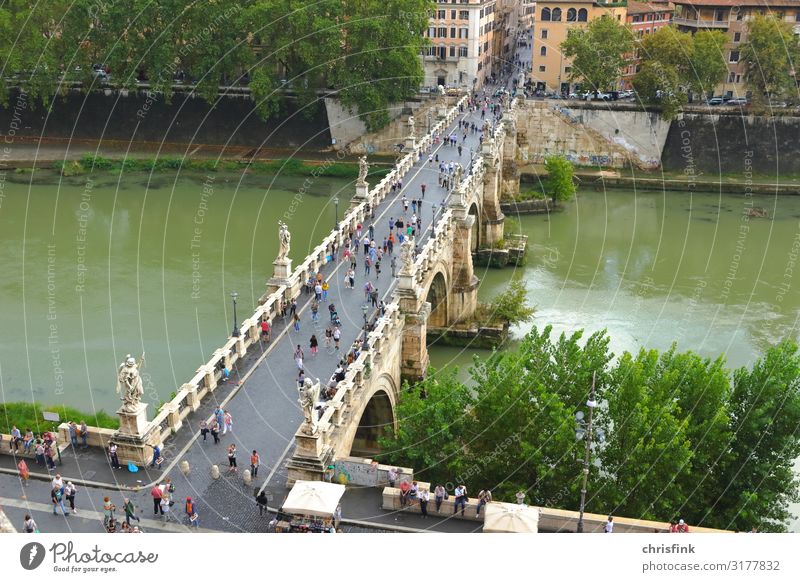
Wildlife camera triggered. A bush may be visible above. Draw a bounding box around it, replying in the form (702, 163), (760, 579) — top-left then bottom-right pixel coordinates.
(486, 278), (534, 325)
(0, 402), (119, 434)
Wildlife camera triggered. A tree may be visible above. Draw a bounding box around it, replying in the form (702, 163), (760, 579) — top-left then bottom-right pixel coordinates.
(544, 154), (576, 203)
(741, 14), (800, 107)
(560, 14), (633, 94)
(486, 278), (534, 325)
(688, 30), (728, 101)
(633, 26), (692, 119)
(711, 341), (800, 532)
(378, 368), (474, 488)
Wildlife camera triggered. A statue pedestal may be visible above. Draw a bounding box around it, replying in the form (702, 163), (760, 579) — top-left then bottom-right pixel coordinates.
(404, 137), (416, 151)
(354, 182), (369, 202)
(266, 258), (293, 296)
(285, 427), (333, 485)
(437, 105), (448, 118)
(112, 403), (161, 466)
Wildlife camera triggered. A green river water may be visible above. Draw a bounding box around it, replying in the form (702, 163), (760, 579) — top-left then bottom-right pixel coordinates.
(2, 171), (799, 527)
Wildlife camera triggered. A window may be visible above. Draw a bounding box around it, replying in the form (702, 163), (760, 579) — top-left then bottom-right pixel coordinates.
(451, 27), (456, 38)
(438, 27), (446, 37)
(477, 62), (482, 71)
(567, 8), (577, 22)
(728, 71), (736, 83)
(540, 46), (547, 56)
(729, 50), (740, 63)
(539, 65), (546, 72)
(633, 15), (641, 23)
(541, 29), (548, 40)
(541, 8), (551, 21)
(715, 9), (726, 22)
(460, 10), (469, 20)
(578, 8), (588, 22)
(565, 66), (572, 73)
(733, 32), (741, 42)
(796, 11), (800, 22)
(736, 74), (741, 83)
(439, 46), (446, 59)
(484, 41), (489, 51)
(428, 27), (436, 38)
(459, 46), (468, 57)
(459, 28), (469, 39)
(451, 9), (456, 19)
(736, 8), (743, 21)
(552, 8), (562, 21)
(437, 10), (445, 19)
(450, 46), (456, 57)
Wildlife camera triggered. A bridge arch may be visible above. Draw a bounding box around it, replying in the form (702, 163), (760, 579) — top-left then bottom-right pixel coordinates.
(425, 269), (449, 328)
(346, 373), (398, 458)
(468, 202), (481, 252)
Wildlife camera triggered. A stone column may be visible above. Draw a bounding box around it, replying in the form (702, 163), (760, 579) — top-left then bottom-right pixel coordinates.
(399, 300), (431, 383)
(481, 157), (506, 247)
(450, 215), (480, 324)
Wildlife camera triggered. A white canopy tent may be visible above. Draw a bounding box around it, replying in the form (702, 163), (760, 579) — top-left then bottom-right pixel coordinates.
(282, 480), (346, 518)
(482, 503), (540, 533)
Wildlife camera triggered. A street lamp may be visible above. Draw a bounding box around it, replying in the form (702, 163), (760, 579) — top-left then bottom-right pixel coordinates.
(333, 196), (339, 231)
(361, 303), (369, 350)
(230, 291), (240, 337)
(575, 371), (603, 533)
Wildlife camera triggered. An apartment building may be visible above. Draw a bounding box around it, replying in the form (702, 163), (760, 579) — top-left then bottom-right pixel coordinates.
(671, 0), (800, 98)
(522, 0), (537, 28)
(530, 1), (629, 94)
(622, 1), (673, 84)
(422, 1), (499, 89)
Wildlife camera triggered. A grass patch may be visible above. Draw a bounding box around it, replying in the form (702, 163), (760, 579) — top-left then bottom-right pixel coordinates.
(0, 402), (119, 434)
(54, 154), (391, 181)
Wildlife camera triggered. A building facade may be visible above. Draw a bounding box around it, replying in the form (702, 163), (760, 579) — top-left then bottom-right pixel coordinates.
(529, 1), (629, 94)
(422, 1), (500, 89)
(671, 0), (800, 98)
(622, 1), (673, 85)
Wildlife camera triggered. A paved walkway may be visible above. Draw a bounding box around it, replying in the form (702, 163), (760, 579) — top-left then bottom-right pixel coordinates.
(0, 43), (530, 531)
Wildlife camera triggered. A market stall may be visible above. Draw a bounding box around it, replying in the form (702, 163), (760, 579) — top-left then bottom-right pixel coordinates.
(275, 480), (346, 533)
(482, 503), (540, 533)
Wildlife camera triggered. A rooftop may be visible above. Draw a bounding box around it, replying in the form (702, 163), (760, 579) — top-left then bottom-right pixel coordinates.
(627, 0), (674, 14)
(671, 0), (800, 7)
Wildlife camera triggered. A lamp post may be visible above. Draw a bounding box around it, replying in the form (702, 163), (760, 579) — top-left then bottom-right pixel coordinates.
(230, 291), (240, 337)
(575, 371), (601, 533)
(333, 196), (339, 231)
(361, 303), (369, 350)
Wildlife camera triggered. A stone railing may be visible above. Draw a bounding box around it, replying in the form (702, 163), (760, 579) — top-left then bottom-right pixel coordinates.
(309, 303), (404, 452)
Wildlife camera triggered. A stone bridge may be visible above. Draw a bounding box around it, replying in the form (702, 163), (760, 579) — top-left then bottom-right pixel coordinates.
(284, 97), (519, 484)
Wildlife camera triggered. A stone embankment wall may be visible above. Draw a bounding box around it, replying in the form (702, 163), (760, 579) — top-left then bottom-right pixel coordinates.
(0, 89), (331, 150)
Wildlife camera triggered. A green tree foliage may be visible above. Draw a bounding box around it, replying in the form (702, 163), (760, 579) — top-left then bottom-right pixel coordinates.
(380, 327), (800, 531)
(688, 30), (728, 101)
(560, 15), (633, 94)
(741, 14), (800, 107)
(632, 26), (693, 119)
(487, 278), (534, 325)
(0, 1), (432, 129)
(544, 154), (576, 203)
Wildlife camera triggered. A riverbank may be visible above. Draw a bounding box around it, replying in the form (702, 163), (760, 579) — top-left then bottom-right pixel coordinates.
(520, 164), (800, 196)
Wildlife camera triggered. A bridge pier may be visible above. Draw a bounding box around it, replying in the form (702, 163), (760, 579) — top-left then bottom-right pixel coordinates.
(450, 215), (480, 324)
(399, 301), (431, 382)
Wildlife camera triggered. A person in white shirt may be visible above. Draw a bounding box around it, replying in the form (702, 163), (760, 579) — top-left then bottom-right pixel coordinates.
(387, 467), (398, 487)
(604, 516), (614, 533)
(419, 489), (430, 518)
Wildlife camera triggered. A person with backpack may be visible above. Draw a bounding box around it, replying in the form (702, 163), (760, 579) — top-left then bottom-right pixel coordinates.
(22, 514), (37, 533)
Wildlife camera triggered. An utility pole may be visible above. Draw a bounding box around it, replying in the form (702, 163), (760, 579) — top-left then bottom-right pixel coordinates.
(577, 371), (597, 533)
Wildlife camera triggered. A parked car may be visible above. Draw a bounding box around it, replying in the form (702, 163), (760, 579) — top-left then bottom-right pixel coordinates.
(706, 97), (725, 106)
(727, 97), (748, 106)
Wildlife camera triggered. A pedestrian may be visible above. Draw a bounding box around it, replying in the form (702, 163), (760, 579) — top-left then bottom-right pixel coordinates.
(476, 489), (492, 517)
(150, 444), (162, 468)
(434, 484), (446, 512)
(453, 484), (467, 516)
(108, 443), (120, 469)
(102, 496), (116, 527)
(399, 480), (411, 507)
(311, 300), (319, 321)
(375, 259), (381, 279)
(322, 280), (329, 301)
(419, 488), (430, 518)
(160, 496), (173, 522)
(293, 311), (301, 332)
(35, 441), (45, 465)
(210, 420), (220, 444)
(17, 459), (29, 486)
(348, 268), (355, 289)
(250, 450), (260, 478)
(297, 370), (305, 387)
(289, 298), (297, 316)
(604, 515), (614, 533)
(68, 421), (78, 448)
(294, 344), (304, 370)
(310, 334), (318, 356)
(364, 256), (371, 276)
(199, 419), (209, 441)
(223, 410), (233, 434)
(215, 406), (224, 429)
(65, 481), (78, 513)
(227, 443), (237, 473)
(51, 486), (69, 516)
(333, 327), (341, 350)
(333, 503), (342, 529)
(80, 420), (88, 448)
(324, 326), (333, 348)
(676, 519), (690, 533)
(45, 444), (56, 469)
(260, 318), (271, 341)
(185, 497), (199, 527)
(123, 497), (140, 525)
(391, 256), (397, 277)
(515, 490), (526, 505)
(22, 514), (38, 533)
(151, 484), (164, 515)
(370, 288), (379, 308)
(23, 428), (34, 453)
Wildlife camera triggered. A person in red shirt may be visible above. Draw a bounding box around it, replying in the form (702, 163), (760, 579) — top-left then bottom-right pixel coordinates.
(151, 485), (163, 515)
(676, 519), (690, 533)
(260, 319), (271, 342)
(399, 480), (411, 507)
